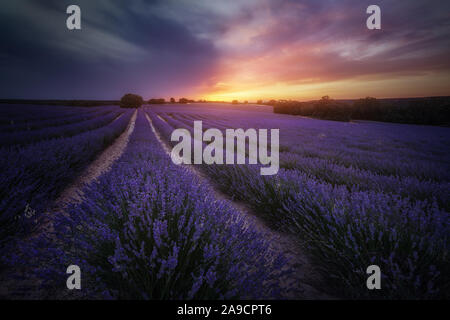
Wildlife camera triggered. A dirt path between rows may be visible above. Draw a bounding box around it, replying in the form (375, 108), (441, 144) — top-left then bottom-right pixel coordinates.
(0, 110), (137, 299)
(145, 113), (333, 299)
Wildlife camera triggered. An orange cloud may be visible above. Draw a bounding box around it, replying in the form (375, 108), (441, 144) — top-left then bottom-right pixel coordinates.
(194, 0), (450, 101)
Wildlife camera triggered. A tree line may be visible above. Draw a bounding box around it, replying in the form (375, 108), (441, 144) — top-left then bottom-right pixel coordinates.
(121, 94), (229, 108)
(3, 95), (449, 126)
(271, 96), (450, 125)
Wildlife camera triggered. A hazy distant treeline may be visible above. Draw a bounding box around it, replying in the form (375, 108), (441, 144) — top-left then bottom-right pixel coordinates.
(272, 96), (450, 125)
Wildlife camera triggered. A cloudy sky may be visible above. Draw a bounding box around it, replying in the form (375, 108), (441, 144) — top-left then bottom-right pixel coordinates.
(1, 0), (449, 100)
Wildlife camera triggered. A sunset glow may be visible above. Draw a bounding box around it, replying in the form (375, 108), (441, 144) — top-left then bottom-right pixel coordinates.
(1, 0), (449, 100)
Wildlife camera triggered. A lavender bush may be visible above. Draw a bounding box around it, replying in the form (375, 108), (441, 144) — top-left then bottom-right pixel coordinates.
(0, 109), (133, 251)
(147, 104), (450, 299)
(1, 102), (448, 299)
(7, 110), (287, 299)
(0, 106), (114, 133)
(0, 108), (124, 147)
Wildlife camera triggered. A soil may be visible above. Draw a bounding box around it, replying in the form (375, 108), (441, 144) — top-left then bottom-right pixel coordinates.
(145, 113), (333, 299)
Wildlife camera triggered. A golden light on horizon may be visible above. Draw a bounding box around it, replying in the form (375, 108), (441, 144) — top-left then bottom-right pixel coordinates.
(200, 71), (450, 102)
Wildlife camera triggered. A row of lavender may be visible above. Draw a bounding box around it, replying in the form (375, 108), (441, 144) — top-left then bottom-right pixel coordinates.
(0, 104), (106, 125)
(149, 106), (449, 299)
(0, 105), (133, 257)
(8, 110), (287, 299)
(0, 106), (113, 133)
(166, 110), (450, 181)
(162, 109), (449, 209)
(0, 108), (124, 147)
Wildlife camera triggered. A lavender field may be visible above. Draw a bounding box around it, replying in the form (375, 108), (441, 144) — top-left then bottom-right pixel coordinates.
(0, 103), (449, 299)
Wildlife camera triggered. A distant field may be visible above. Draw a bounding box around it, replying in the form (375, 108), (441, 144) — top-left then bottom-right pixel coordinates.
(0, 103), (449, 299)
